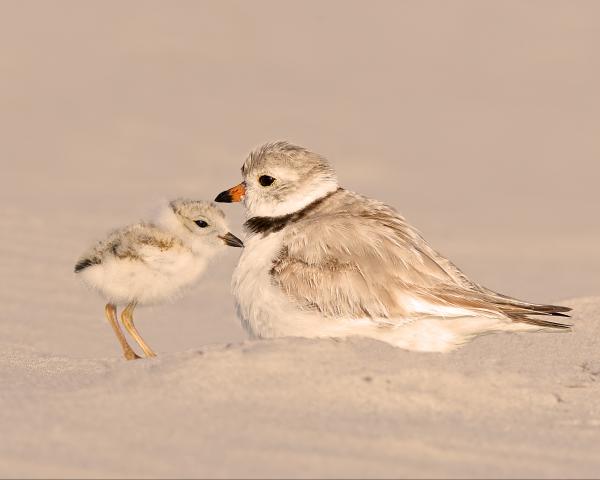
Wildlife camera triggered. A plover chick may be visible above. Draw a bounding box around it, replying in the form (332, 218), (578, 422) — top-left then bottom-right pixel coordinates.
(215, 142), (570, 352)
(74, 199), (243, 360)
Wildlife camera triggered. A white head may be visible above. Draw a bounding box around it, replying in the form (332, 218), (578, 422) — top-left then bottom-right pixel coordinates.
(155, 199), (243, 254)
(215, 141), (339, 217)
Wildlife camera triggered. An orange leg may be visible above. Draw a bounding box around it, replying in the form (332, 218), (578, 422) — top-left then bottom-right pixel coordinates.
(104, 303), (141, 360)
(121, 301), (157, 358)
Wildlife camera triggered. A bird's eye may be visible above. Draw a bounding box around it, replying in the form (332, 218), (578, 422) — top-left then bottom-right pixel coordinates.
(194, 220), (208, 228)
(258, 175), (275, 186)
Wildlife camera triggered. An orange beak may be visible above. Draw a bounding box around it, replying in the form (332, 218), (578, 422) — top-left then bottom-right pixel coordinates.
(215, 182), (246, 203)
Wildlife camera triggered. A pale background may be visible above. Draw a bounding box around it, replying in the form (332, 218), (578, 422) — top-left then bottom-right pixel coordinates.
(0, 1), (599, 477)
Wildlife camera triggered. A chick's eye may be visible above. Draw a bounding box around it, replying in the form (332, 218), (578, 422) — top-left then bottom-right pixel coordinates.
(258, 175), (275, 187)
(194, 220), (208, 228)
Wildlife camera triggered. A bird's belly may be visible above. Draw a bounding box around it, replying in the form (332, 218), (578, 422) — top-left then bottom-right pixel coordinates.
(232, 232), (317, 338)
(83, 253), (206, 305)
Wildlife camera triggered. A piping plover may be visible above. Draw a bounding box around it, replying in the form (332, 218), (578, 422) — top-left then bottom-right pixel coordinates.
(215, 141), (570, 352)
(74, 199), (243, 360)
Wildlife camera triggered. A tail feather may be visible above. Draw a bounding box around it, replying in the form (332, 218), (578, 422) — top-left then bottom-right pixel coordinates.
(430, 287), (572, 330)
(507, 313), (572, 330)
(74, 257), (99, 273)
(479, 289), (572, 314)
(493, 297), (572, 330)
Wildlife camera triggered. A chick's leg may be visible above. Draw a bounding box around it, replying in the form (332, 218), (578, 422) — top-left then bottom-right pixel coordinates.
(121, 301), (157, 358)
(104, 303), (141, 360)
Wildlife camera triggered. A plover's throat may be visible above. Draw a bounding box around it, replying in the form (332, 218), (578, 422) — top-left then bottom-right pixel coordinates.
(244, 188), (342, 236)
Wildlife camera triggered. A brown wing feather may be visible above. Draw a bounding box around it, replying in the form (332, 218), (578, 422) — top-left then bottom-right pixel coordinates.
(271, 189), (571, 329)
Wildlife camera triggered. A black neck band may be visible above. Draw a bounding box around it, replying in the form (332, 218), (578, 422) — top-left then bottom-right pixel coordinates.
(244, 188), (341, 235)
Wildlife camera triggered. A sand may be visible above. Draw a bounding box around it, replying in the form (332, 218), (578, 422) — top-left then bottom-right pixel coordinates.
(1, 1), (599, 478)
(2, 298), (600, 478)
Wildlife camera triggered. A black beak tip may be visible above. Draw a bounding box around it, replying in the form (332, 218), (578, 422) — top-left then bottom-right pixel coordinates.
(221, 232), (244, 248)
(215, 191), (232, 203)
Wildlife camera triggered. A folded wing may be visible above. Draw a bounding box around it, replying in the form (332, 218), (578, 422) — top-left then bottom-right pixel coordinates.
(271, 194), (570, 329)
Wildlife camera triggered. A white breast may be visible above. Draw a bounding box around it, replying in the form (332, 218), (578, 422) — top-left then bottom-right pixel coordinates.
(232, 231), (317, 338)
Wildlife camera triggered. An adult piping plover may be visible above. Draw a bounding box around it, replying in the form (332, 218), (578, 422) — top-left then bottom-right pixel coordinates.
(74, 199), (243, 360)
(215, 141), (570, 352)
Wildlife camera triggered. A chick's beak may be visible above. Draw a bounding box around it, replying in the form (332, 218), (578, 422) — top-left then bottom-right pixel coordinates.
(215, 182), (245, 203)
(219, 232), (244, 248)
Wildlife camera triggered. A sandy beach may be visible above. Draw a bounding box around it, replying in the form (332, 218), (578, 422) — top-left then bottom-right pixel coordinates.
(1, 1), (598, 477)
